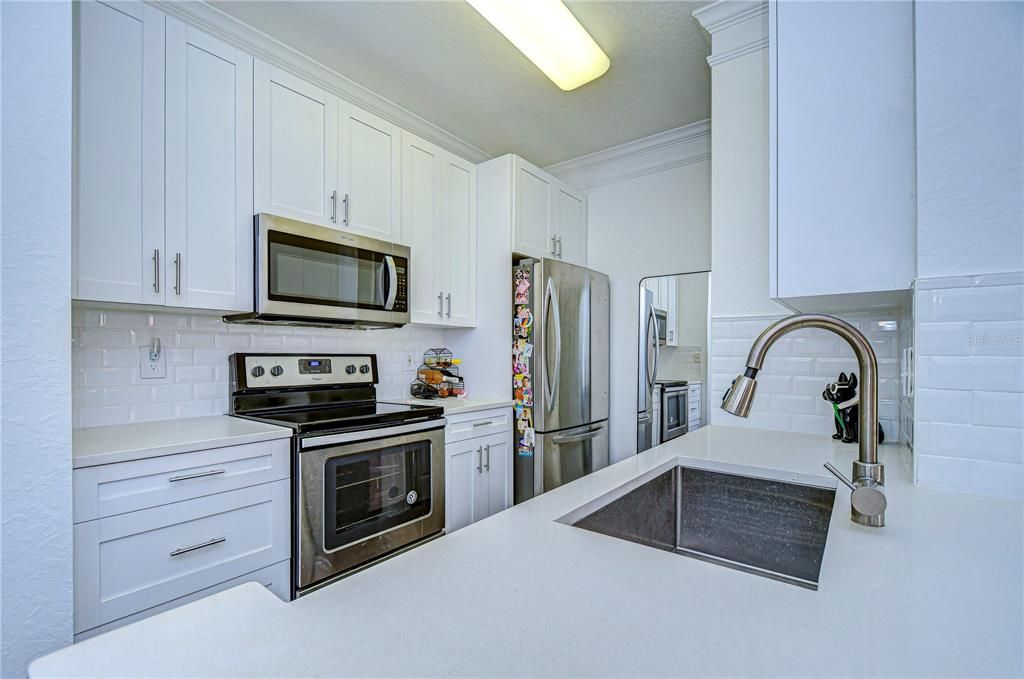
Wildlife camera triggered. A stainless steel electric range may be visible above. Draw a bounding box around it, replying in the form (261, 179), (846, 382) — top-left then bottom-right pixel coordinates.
(229, 353), (445, 598)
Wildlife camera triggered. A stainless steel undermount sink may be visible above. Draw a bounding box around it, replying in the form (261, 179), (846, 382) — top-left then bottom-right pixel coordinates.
(558, 460), (837, 590)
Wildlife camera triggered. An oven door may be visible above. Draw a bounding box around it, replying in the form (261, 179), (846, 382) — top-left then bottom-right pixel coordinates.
(256, 213), (409, 326)
(296, 420), (445, 593)
(661, 389), (689, 442)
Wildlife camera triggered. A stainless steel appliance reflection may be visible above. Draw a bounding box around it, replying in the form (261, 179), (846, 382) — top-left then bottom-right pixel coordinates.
(637, 287), (659, 453)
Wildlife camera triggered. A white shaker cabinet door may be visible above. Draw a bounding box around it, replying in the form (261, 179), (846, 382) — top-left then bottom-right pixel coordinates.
(445, 438), (482, 533)
(165, 19), (253, 311)
(440, 151), (477, 327)
(554, 186), (586, 266)
(402, 133), (443, 324)
(254, 61), (337, 227)
(483, 431), (512, 518)
(74, 0), (165, 305)
(512, 157), (554, 259)
(338, 103), (402, 242)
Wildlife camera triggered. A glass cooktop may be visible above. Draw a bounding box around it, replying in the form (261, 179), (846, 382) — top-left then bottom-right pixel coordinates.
(240, 401), (444, 436)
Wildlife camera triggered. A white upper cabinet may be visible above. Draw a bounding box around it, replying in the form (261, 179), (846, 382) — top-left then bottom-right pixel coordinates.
(509, 156), (587, 266)
(338, 104), (402, 242)
(440, 152), (477, 327)
(513, 157), (554, 259)
(165, 19), (253, 311)
(402, 132), (476, 328)
(74, 1), (165, 305)
(403, 134), (442, 324)
(554, 187), (586, 266)
(253, 61), (337, 227)
(770, 1), (915, 302)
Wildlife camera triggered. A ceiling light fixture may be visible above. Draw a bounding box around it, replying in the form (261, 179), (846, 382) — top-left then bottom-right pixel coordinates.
(466, 0), (610, 91)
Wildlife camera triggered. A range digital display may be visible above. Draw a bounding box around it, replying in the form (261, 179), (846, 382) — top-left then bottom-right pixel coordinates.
(299, 358), (332, 375)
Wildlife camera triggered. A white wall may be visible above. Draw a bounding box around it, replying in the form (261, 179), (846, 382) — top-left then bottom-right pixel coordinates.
(552, 126), (711, 463)
(915, 1), (1023, 279)
(0, 2), (75, 674)
(71, 306), (449, 427)
(911, 2), (1023, 498)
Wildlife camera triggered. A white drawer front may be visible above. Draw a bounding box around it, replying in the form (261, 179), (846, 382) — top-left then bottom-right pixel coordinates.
(74, 480), (289, 633)
(445, 407), (512, 443)
(74, 560), (290, 642)
(74, 439), (290, 522)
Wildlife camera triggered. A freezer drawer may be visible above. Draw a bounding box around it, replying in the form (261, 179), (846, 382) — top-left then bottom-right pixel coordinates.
(515, 421), (609, 504)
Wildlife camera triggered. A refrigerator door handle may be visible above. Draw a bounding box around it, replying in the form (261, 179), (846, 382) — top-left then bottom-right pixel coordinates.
(552, 426), (604, 445)
(646, 302), (658, 392)
(543, 276), (561, 410)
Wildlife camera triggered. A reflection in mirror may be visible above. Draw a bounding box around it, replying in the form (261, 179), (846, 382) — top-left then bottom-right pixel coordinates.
(637, 271), (710, 454)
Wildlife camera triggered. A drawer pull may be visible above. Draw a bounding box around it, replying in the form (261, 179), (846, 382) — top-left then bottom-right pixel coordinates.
(170, 536), (226, 558)
(472, 420), (495, 427)
(168, 469), (226, 483)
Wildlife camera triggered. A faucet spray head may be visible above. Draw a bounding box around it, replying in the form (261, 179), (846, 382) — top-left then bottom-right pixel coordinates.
(721, 369), (758, 417)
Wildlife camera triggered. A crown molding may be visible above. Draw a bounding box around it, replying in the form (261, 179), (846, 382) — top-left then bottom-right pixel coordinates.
(693, 1), (768, 67)
(545, 119), (710, 191)
(148, 1), (492, 164)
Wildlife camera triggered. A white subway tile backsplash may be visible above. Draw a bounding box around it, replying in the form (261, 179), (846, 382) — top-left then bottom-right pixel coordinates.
(914, 276), (1024, 498)
(972, 391), (1024, 428)
(916, 389), (972, 424)
(72, 306), (449, 428)
(709, 313), (902, 441)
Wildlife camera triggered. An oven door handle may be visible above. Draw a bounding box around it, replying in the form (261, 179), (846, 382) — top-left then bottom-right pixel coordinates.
(300, 417), (446, 449)
(383, 255), (398, 311)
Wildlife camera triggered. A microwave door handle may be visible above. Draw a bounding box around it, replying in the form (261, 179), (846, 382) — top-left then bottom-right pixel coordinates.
(383, 255), (398, 311)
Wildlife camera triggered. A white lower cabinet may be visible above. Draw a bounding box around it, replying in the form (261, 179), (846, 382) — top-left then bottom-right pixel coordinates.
(73, 440), (291, 637)
(688, 383), (702, 431)
(444, 408), (512, 533)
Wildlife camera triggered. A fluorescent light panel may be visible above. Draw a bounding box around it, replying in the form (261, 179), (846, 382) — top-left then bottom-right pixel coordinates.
(467, 0), (610, 91)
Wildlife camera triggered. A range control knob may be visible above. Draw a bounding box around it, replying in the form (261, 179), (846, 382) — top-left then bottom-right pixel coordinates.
(270, 365), (284, 377)
(359, 364), (371, 375)
(250, 366), (265, 378)
(345, 364), (357, 375)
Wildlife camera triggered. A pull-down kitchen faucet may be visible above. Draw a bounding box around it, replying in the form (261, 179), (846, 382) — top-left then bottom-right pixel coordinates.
(721, 314), (887, 527)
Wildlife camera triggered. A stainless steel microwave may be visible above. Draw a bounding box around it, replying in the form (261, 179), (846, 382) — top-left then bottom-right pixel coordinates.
(224, 214), (410, 328)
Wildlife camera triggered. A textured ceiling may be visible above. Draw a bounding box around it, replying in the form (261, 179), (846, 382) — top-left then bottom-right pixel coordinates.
(211, 1), (711, 167)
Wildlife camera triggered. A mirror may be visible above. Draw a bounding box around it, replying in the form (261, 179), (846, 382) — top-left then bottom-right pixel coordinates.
(637, 271), (710, 454)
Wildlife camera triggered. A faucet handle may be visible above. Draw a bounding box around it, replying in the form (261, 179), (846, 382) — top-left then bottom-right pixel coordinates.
(824, 462), (887, 525)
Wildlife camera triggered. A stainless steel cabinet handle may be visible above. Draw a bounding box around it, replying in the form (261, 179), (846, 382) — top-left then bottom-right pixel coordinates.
(445, 293), (451, 318)
(330, 190), (338, 223)
(556, 236), (562, 258)
(550, 235), (556, 255)
(152, 249), (160, 293)
(484, 444), (491, 471)
(168, 468), (225, 483)
(169, 536), (225, 558)
(475, 446), (482, 473)
(437, 292), (443, 318)
(343, 193), (350, 225)
(472, 420), (495, 427)
(174, 253), (182, 295)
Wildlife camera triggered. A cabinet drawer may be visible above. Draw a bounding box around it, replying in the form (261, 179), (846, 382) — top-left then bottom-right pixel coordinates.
(445, 407), (512, 443)
(74, 480), (289, 633)
(74, 439), (290, 522)
(74, 560), (290, 642)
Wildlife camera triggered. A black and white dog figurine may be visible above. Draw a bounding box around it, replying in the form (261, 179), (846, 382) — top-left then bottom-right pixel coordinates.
(821, 372), (884, 444)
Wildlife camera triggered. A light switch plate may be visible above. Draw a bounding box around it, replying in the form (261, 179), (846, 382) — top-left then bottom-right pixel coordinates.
(140, 345), (166, 379)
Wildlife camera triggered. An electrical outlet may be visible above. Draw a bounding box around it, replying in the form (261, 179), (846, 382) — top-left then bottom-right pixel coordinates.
(405, 352), (416, 370)
(140, 344), (166, 379)
(692, 352), (702, 364)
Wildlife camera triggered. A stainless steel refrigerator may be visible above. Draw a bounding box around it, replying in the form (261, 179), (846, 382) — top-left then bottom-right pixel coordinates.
(512, 258), (610, 504)
(637, 286), (659, 453)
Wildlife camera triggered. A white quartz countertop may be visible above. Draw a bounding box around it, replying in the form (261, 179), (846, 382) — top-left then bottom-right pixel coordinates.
(397, 396), (513, 415)
(38, 426), (1022, 677)
(72, 415), (292, 468)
